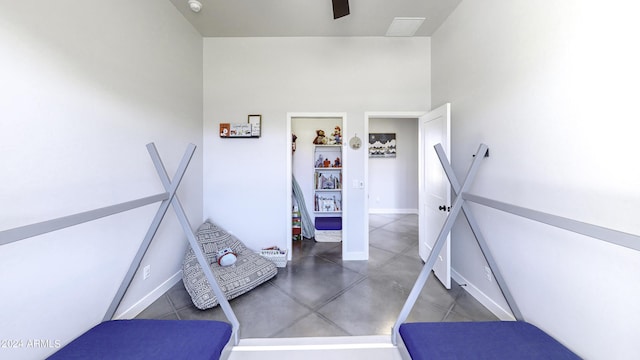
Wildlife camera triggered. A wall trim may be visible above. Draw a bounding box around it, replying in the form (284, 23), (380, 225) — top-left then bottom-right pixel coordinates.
(451, 268), (515, 321)
(343, 250), (368, 261)
(114, 270), (183, 319)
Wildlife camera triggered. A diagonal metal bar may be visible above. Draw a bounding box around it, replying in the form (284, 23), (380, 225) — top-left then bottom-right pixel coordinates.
(0, 194), (168, 247)
(435, 143), (523, 321)
(146, 143), (240, 346)
(391, 144), (489, 345)
(462, 193), (640, 253)
(103, 143), (196, 321)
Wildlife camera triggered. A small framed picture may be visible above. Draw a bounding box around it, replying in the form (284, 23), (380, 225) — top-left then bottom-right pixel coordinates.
(369, 133), (397, 158)
(248, 114), (261, 137)
(230, 123), (251, 137)
(219, 123), (231, 137)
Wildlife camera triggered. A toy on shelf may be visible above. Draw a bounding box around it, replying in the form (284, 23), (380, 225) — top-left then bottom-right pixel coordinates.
(313, 129), (327, 144)
(331, 126), (342, 145)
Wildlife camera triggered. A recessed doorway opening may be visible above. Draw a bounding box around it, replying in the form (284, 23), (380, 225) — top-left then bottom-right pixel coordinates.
(363, 111), (426, 262)
(286, 113), (347, 260)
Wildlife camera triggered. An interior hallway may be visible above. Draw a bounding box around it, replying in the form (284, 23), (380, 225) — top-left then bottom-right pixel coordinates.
(136, 214), (498, 338)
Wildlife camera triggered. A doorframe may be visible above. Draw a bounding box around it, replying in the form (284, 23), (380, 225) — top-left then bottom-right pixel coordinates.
(364, 111), (428, 257)
(286, 112), (348, 260)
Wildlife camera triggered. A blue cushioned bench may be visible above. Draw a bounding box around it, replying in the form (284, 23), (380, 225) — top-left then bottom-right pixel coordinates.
(399, 321), (581, 360)
(47, 319), (232, 360)
(315, 216), (342, 230)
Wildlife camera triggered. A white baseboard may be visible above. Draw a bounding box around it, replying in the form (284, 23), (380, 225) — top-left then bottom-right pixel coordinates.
(369, 209), (418, 215)
(451, 268), (515, 321)
(342, 250), (368, 261)
(114, 270), (183, 319)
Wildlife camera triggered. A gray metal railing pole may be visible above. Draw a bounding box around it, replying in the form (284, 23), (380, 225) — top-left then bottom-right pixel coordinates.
(391, 144), (488, 345)
(0, 194), (168, 247)
(434, 143), (522, 321)
(103, 143), (196, 321)
(146, 143), (240, 345)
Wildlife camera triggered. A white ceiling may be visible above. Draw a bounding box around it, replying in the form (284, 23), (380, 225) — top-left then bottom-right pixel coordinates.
(168, 0), (462, 37)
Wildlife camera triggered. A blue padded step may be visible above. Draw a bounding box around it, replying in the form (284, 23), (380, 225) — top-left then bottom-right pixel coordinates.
(47, 319), (232, 360)
(399, 321), (581, 360)
(315, 216), (342, 230)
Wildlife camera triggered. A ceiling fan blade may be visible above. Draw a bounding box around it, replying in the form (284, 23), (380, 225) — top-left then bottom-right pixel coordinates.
(332, 0), (350, 19)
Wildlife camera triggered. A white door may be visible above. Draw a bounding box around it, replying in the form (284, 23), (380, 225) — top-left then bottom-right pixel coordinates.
(418, 103), (451, 289)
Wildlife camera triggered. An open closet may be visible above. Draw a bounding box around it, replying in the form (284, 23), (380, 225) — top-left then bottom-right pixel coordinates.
(290, 115), (346, 257)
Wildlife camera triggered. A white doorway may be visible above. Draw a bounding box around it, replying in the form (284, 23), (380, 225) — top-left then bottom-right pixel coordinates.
(286, 113), (348, 260)
(364, 111), (425, 261)
(365, 107), (451, 289)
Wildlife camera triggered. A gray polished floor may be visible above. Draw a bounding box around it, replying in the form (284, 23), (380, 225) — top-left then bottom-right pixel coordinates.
(136, 214), (498, 338)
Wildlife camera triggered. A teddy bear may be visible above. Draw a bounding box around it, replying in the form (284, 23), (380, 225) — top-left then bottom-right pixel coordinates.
(313, 129), (327, 144)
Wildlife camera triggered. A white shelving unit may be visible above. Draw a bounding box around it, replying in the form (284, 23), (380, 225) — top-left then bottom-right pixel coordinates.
(313, 145), (342, 214)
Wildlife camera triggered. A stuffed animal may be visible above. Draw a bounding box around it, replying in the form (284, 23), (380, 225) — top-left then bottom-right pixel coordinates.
(313, 129), (327, 144)
(216, 247), (237, 267)
(332, 126), (342, 144)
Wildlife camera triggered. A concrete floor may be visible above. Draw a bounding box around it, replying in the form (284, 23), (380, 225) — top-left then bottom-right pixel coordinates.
(136, 214), (498, 339)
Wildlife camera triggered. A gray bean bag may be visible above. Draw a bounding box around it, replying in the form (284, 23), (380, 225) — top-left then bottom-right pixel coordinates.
(182, 220), (278, 310)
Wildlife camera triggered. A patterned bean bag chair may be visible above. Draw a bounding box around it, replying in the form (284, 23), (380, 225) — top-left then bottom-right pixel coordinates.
(182, 220), (278, 310)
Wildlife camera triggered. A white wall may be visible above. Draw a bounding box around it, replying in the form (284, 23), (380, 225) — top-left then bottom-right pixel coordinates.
(0, 1), (203, 359)
(203, 37), (430, 259)
(368, 118), (419, 213)
(433, 1), (640, 359)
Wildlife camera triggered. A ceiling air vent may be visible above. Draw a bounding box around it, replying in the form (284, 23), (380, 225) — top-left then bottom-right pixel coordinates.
(386, 17), (426, 37)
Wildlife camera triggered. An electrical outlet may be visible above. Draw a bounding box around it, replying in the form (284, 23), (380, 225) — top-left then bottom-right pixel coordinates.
(143, 265), (151, 280)
(484, 266), (492, 282)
